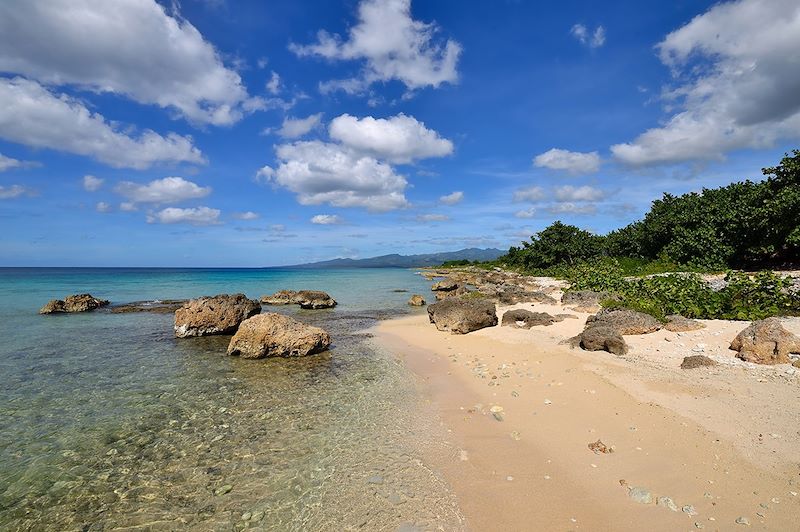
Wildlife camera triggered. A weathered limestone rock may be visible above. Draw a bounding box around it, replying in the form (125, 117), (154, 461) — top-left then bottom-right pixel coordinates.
(664, 315), (705, 332)
(39, 294), (110, 314)
(575, 325), (628, 356)
(434, 285), (470, 300)
(730, 318), (800, 365)
(295, 290), (337, 309)
(408, 294), (426, 306)
(501, 309), (559, 329)
(226, 313), (331, 359)
(260, 290), (299, 305)
(497, 289), (557, 305)
(427, 298), (498, 334)
(174, 294), (261, 338)
(681, 355), (717, 369)
(585, 308), (662, 335)
(431, 279), (459, 292)
(561, 290), (615, 306)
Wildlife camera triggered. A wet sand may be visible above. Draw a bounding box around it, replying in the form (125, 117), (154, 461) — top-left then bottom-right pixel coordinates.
(376, 306), (800, 531)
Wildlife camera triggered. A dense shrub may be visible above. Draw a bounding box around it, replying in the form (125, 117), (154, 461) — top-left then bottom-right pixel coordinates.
(505, 221), (604, 270)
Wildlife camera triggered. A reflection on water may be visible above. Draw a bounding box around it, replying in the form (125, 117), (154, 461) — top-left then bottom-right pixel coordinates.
(0, 269), (463, 531)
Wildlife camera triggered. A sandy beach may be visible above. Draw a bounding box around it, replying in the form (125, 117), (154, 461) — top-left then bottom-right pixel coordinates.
(376, 299), (800, 531)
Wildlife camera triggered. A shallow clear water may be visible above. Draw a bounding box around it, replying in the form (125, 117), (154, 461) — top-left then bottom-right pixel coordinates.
(0, 268), (463, 531)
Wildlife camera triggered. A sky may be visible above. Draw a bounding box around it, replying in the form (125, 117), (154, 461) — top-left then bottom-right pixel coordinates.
(1, 0), (799, 267)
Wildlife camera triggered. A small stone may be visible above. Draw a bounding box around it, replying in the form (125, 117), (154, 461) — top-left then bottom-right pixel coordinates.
(492, 412), (504, 421)
(241, 512), (252, 521)
(544, 399), (552, 405)
(695, 523), (705, 529)
(251, 511), (264, 522)
(489, 405), (504, 413)
(387, 493), (403, 505)
(215, 484), (233, 496)
(367, 475), (384, 485)
(683, 505), (698, 516)
(735, 516), (750, 526)
(510, 431), (521, 441)
(628, 487), (653, 504)
(657, 496), (679, 512)
(506, 476), (514, 481)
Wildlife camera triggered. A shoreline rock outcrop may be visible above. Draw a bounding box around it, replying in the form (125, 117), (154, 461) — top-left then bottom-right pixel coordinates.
(501, 309), (560, 329)
(408, 294), (426, 306)
(39, 294), (110, 314)
(174, 294), (261, 338)
(730, 318), (800, 365)
(585, 308), (662, 336)
(428, 298), (498, 334)
(260, 289), (337, 309)
(227, 313), (331, 359)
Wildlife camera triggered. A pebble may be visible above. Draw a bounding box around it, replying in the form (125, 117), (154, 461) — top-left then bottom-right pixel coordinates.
(251, 511), (264, 522)
(628, 487), (653, 504)
(695, 523), (704, 529)
(506, 476), (514, 481)
(492, 412), (504, 421)
(367, 475), (384, 485)
(241, 512), (252, 521)
(490, 406), (504, 413)
(510, 431), (521, 441)
(215, 484), (232, 496)
(544, 399), (552, 405)
(735, 516), (750, 526)
(682, 505), (698, 516)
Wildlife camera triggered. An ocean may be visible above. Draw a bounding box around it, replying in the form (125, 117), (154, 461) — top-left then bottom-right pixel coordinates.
(0, 268), (464, 531)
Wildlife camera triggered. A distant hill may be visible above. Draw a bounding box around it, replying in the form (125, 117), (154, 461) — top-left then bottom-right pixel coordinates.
(279, 248), (504, 269)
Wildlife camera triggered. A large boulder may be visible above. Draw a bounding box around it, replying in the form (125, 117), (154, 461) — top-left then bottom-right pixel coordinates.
(431, 279), (459, 292)
(260, 290), (299, 305)
(174, 294), (261, 338)
(730, 318), (800, 365)
(295, 290), (337, 309)
(664, 314), (705, 332)
(501, 310), (560, 329)
(408, 294), (426, 306)
(428, 298), (498, 334)
(681, 355), (717, 369)
(226, 313), (331, 359)
(567, 324), (628, 356)
(39, 294), (109, 314)
(434, 285), (470, 300)
(585, 308), (662, 335)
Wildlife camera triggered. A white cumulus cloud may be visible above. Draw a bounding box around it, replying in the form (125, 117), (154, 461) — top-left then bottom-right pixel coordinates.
(533, 148), (600, 174)
(0, 77), (205, 169)
(291, 0), (461, 93)
(612, 0), (800, 166)
(278, 113), (323, 139)
(232, 211), (260, 220)
(571, 24), (605, 48)
(416, 213), (449, 222)
(329, 113), (453, 163)
(147, 206), (221, 225)
(513, 186), (546, 202)
(82, 175), (104, 192)
(553, 185), (606, 202)
(439, 191), (463, 205)
(311, 214), (344, 225)
(0, 152), (33, 172)
(514, 208), (536, 219)
(546, 203), (597, 215)
(0, 184), (31, 199)
(266, 71), (282, 95)
(115, 177), (211, 204)
(0, 0), (259, 126)
(95, 201), (112, 213)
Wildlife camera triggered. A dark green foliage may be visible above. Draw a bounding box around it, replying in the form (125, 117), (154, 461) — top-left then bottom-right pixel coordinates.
(505, 221), (605, 270)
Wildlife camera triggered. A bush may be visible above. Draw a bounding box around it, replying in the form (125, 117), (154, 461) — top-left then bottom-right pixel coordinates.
(505, 221), (604, 270)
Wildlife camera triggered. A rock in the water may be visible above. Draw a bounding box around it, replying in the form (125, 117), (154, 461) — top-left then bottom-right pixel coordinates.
(431, 279), (459, 292)
(408, 294), (426, 306)
(260, 290), (299, 305)
(174, 294), (261, 338)
(586, 308), (662, 335)
(561, 290), (615, 306)
(730, 318), (800, 365)
(501, 309), (558, 329)
(39, 294), (110, 314)
(110, 299), (187, 314)
(428, 298), (498, 334)
(295, 290), (337, 309)
(226, 313), (331, 359)
(681, 355), (717, 369)
(664, 314), (705, 332)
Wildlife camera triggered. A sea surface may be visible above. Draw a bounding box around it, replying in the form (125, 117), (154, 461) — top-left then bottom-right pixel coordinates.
(0, 268), (464, 531)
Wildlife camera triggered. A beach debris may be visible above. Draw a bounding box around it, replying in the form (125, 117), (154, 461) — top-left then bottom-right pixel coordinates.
(656, 496), (679, 512)
(664, 315), (706, 332)
(681, 355), (718, 369)
(730, 318), (800, 364)
(408, 294), (426, 306)
(227, 313), (331, 359)
(588, 439), (614, 454)
(39, 293), (110, 314)
(628, 486), (653, 504)
(427, 298), (498, 334)
(735, 516), (751, 526)
(174, 293), (260, 338)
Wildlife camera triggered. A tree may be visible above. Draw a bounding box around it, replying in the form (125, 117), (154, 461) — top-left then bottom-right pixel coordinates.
(506, 221), (604, 269)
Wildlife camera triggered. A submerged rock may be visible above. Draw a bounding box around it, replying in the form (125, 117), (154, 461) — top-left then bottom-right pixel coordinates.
(110, 299), (187, 314)
(39, 294), (110, 314)
(730, 318), (800, 365)
(501, 309), (559, 329)
(428, 298), (498, 334)
(227, 313), (331, 359)
(586, 308), (662, 335)
(174, 294), (261, 338)
(408, 294), (426, 306)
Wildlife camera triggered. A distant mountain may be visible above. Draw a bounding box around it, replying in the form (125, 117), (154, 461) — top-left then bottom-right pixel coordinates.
(279, 248), (504, 269)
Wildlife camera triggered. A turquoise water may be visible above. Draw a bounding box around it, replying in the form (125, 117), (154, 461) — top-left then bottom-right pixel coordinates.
(0, 268), (463, 531)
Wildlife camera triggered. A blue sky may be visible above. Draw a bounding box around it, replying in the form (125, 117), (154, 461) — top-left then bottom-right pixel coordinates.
(1, 0), (798, 267)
